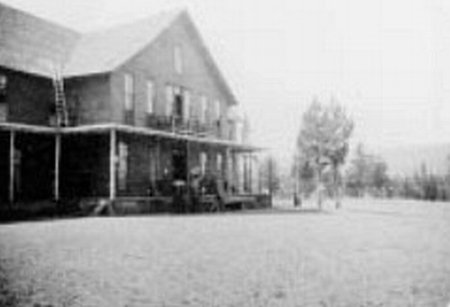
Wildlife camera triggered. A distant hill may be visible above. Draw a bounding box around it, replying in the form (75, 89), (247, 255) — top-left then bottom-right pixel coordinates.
(373, 143), (450, 177)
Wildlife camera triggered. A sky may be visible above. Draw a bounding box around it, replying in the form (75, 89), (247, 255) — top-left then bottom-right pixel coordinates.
(3, 0), (450, 163)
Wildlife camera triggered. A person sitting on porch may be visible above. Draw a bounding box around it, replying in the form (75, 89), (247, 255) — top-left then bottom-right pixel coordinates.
(172, 179), (186, 213)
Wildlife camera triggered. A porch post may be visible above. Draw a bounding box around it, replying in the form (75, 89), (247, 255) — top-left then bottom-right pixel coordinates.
(249, 153), (253, 194)
(225, 148), (231, 192)
(109, 129), (117, 201)
(243, 154), (248, 192)
(54, 133), (61, 201)
(186, 140), (190, 188)
(233, 152), (239, 193)
(8, 130), (15, 204)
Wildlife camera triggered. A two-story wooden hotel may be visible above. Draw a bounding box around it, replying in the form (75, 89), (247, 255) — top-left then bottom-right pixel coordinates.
(0, 3), (265, 214)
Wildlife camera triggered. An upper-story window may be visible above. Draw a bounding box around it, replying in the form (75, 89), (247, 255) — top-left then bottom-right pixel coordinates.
(174, 45), (183, 74)
(146, 80), (155, 114)
(213, 100), (220, 120)
(200, 95), (208, 123)
(165, 85), (173, 116)
(235, 122), (243, 143)
(124, 74), (134, 111)
(0, 74), (7, 103)
(173, 86), (183, 119)
(183, 89), (191, 120)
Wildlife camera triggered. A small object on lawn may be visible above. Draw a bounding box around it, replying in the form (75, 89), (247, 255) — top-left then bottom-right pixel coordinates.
(294, 193), (301, 207)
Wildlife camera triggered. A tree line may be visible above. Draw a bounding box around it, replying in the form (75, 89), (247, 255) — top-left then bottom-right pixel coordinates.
(258, 97), (450, 205)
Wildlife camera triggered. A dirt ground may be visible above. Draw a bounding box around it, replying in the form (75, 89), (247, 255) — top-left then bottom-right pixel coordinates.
(0, 198), (449, 307)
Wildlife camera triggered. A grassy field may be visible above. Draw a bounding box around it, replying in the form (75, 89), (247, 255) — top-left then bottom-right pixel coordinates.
(0, 199), (449, 307)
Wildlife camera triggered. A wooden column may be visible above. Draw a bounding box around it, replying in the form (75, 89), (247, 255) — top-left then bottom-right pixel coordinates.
(54, 133), (61, 201)
(8, 130), (15, 204)
(249, 153), (253, 194)
(109, 129), (117, 201)
(186, 140), (190, 189)
(243, 154), (248, 192)
(225, 148), (231, 192)
(233, 152), (239, 193)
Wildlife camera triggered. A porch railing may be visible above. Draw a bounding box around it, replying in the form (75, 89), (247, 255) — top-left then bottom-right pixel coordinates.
(146, 114), (226, 139)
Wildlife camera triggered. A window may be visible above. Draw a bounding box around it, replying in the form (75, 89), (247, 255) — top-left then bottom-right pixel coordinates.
(174, 45), (183, 74)
(165, 85), (173, 116)
(236, 122), (243, 143)
(146, 80), (155, 114)
(213, 100), (220, 120)
(200, 152), (207, 175)
(217, 153), (223, 172)
(0, 74), (7, 122)
(183, 90), (190, 120)
(0, 74), (7, 103)
(124, 74), (134, 111)
(200, 95), (208, 123)
(118, 142), (128, 191)
(173, 86), (183, 119)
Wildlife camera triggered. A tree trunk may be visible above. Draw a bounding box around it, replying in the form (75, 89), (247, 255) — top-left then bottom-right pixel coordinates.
(316, 168), (323, 210)
(333, 165), (342, 209)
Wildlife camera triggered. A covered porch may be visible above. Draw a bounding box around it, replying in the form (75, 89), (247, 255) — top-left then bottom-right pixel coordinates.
(60, 124), (266, 214)
(0, 123), (268, 216)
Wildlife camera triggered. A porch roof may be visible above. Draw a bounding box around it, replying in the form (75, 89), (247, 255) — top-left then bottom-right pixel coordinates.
(0, 122), (56, 134)
(0, 123), (263, 152)
(64, 123), (262, 152)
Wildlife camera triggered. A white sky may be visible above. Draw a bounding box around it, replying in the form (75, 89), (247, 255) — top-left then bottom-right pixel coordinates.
(4, 0), (450, 162)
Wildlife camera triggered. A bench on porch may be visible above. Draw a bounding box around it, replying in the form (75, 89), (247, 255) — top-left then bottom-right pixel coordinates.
(215, 179), (257, 210)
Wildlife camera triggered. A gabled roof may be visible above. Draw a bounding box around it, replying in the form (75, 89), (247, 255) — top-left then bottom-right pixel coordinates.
(0, 2), (79, 77)
(63, 9), (182, 77)
(0, 2), (237, 104)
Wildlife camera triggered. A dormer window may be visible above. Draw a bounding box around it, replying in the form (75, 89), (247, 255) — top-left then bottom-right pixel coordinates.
(174, 45), (183, 74)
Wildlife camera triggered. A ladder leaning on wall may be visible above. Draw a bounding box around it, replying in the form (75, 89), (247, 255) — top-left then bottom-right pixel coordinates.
(53, 71), (69, 127)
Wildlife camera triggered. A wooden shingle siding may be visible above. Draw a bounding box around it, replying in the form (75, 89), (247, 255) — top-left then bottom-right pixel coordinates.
(65, 74), (112, 125)
(0, 67), (54, 125)
(114, 16), (231, 138)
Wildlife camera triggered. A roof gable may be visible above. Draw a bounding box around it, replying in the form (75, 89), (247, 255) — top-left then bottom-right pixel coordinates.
(179, 15), (238, 105)
(0, 3), (238, 105)
(63, 9), (182, 77)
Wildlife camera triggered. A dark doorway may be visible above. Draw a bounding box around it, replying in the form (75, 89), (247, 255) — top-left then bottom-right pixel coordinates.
(172, 147), (187, 181)
(174, 94), (183, 122)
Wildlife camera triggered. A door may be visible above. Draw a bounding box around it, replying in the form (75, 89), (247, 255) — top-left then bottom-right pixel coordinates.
(172, 147), (187, 181)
